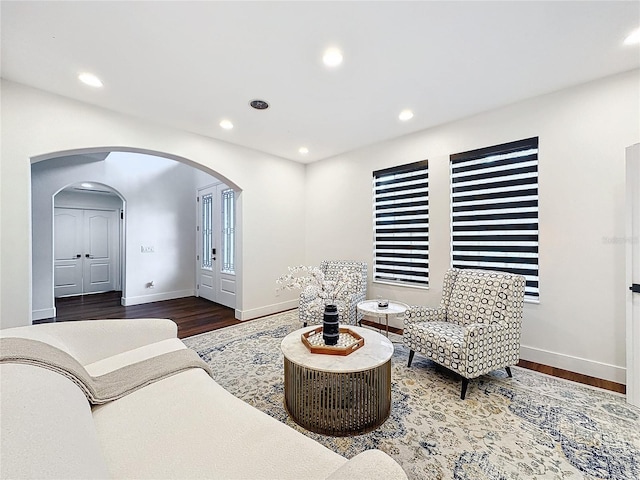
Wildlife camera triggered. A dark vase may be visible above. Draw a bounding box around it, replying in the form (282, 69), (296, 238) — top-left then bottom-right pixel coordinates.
(322, 304), (340, 346)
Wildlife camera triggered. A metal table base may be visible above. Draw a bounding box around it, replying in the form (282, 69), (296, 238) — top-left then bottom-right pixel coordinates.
(283, 357), (391, 436)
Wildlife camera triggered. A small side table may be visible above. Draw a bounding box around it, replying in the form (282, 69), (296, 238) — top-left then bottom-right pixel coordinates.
(357, 300), (408, 337)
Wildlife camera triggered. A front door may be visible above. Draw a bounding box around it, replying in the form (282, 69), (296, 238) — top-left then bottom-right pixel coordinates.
(197, 186), (217, 303)
(54, 208), (118, 296)
(196, 184), (236, 308)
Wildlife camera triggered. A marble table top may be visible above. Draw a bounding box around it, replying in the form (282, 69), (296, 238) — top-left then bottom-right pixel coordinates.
(281, 325), (393, 373)
(357, 299), (408, 317)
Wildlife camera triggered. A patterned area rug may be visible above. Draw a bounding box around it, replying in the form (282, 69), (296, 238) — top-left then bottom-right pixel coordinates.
(183, 310), (640, 480)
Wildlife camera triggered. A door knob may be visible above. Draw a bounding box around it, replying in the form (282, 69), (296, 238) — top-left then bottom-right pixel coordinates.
(630, 284), (640, 293)
(76, 254), (81, 258)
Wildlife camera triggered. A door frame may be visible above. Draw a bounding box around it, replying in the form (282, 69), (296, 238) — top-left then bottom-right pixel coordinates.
(51, 184), (126, 304)
(196, 183), (218, 303)
(195, 182), (236, 309)
(626, 143), (640, 407)
(29, 146), (243, 325)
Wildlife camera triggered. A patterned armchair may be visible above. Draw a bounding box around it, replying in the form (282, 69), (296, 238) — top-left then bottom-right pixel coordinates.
(403, 268), (525, 399)
(299, 260), (368, 327)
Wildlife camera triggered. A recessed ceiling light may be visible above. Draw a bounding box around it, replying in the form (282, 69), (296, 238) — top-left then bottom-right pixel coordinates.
(399, 109), (414, 121)
(78, 72), (103, 88)
(624, 27), (640, 45)
(299, 147), (309, 155)
(80, 182), (93, 188)
(322, 47), (343, 67)
(219, 119), (234, 130)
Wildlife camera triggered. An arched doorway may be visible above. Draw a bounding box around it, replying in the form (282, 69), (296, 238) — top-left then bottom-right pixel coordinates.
(30, 148), (241, 320)
(52, 182), (125, 298)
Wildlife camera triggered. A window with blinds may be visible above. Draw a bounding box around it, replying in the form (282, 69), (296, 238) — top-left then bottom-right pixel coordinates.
(450, 137), (539, 300)
(373, 160), (429, 287)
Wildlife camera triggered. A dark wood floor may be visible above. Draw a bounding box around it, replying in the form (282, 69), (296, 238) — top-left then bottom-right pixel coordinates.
(516, 359), (625, 394)
(39, 291), (626, 394)
(36, 291), (240, 338)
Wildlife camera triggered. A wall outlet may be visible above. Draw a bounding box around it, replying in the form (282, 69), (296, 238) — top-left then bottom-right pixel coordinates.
(141, 245), (154, 253)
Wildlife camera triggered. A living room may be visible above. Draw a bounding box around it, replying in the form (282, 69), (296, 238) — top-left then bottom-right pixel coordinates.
(2, 0), (639, 384)
(1, 2), (639, 479)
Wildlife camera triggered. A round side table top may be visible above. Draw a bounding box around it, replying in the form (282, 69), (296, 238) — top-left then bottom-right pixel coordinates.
(281, 325), (393, 373)
(357, 300), (408, 317)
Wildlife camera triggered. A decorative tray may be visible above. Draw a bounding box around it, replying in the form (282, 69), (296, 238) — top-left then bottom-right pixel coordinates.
(301, 326), (365, 356)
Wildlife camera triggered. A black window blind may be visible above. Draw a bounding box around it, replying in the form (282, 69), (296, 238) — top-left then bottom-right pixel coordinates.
(373, 160), (429, 287)
(450, 137), (539, 300)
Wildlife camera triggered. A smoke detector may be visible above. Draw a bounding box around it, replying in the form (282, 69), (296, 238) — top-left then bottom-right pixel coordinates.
(249, 99), (269, 110)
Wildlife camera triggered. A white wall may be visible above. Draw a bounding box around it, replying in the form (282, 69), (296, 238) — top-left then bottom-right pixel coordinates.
(306, 69), (640, 383)
(55, 189), (123, 211)
(31, 152), (213, 319)
(3, 71), (638, 382)
(0, 80), (306, 329)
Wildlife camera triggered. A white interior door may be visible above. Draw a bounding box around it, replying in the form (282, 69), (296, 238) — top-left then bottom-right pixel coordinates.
(83, 210), (118, 294)
(54, 208), (118, 297)
(196, 184), (236, 308)
(54, 208), (84, 296)
(626, 143), (640, 407)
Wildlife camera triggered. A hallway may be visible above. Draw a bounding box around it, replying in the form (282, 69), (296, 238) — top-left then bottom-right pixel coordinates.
(36, 291), (239, 339)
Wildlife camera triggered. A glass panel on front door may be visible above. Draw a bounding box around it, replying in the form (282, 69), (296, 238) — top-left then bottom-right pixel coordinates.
(222, 188), (235, 273)
(202, 193), (213, 269)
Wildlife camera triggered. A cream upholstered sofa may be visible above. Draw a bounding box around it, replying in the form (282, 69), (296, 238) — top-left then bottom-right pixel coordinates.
(403, 268), (525, 399)
(0, 319), (407, 480)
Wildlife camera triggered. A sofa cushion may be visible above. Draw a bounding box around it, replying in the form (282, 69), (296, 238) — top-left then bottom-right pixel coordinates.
(92, 369), (347, 479)
(0, 329), (73, 356)
(84, 338), (186, 376)
(0, 319), (178, 366)
(0, 364), (110, 479)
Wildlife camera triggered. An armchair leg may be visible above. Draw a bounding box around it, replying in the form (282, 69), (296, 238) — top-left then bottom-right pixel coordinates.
(461, 378), (469, 400)
(408, 350), (415, 367)
(506, 366), (512, 378)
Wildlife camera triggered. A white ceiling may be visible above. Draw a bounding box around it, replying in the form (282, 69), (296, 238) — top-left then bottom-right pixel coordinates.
(2, 1), (639, 163)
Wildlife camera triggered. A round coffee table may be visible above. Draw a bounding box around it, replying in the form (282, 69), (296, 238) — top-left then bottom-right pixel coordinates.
(281, 326), (393, 436)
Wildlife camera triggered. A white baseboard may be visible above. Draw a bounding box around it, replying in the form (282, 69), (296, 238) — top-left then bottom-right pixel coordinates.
(121, 289), (195, 307)
(32, 307), (56, 321)
(236, 299), (298, 321)
(520, 344), (626, 385)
